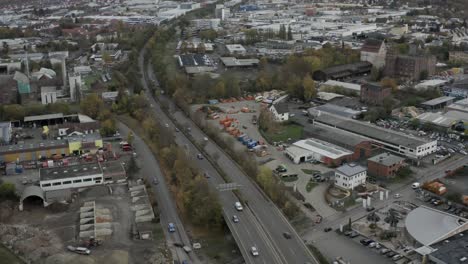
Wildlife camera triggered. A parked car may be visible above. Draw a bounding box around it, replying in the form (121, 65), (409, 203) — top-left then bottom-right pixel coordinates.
(380, 248), (389, 254)
(412, 182), (420, 189)
(392, 254), (402, 261)
(344, 231), (353, 236)
(196, 153), (203, 160)
(349, 231), (359, 238)
(360, 239), (373, 246)
(283, 232), (292, 239)
(324, 227), (332, 232)
(393, 193), (402, 199)
(366, 206), (375, 212)
(386, 251), (397, 258)
(276, 165), (287, 173)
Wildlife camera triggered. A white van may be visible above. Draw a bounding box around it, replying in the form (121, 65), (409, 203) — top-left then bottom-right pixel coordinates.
(235, 202), (243, 211)
(412, 182), (420, 189)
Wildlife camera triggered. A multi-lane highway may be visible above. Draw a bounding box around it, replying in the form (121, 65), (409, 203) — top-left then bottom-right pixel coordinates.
(117, 122), (198, 263)
(139, 46), (318, 264)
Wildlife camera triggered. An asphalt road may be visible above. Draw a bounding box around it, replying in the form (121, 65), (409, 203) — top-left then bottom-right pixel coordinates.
(117, 122), (197, 263)
(139, 47), (318, 264)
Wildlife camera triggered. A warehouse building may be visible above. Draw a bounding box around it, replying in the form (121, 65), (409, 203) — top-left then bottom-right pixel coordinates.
(39, 162), (126, 191)
(308, 110), (437, 159)
(40, 163), (104, 191)
(420, 96), (455, 110)
(284, 138), (353, 165)
(312, 61), (372, 81)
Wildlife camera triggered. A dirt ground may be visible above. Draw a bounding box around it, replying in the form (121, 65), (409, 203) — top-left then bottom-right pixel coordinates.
(0, 183), (168, 264)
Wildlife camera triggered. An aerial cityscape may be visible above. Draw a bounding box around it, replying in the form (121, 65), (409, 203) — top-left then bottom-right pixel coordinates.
(0, 0), (467, 263)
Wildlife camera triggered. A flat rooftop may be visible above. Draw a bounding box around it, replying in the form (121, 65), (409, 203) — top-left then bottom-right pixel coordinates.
(405, 206), (468, 246)
(291, 138), (353, 160)
(368, 152), (405, 166)
(40, 163), (103, 181)
(0, 138), (68, 154)
(430, 231), (468, 264)
(309, 110), (432, 148)
(421, 96), (455, 107)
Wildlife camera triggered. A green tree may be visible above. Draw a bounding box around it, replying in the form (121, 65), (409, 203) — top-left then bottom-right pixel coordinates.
(303, 75), (317, 101)
(0, 182), (17, 200)
(100, 119), (116, 136)
(80, 94), (104, 119)
(380, 78), (398, 93)
(3, 104), (25, 121)
(213, 80), (226, 98)
(419, 70), (429, 80)
(287, 25), (293, 40)
(126, 156), (140, 179)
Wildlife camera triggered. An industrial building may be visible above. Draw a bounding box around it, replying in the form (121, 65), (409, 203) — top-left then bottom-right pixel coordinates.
(40, 163), (104, 191)
(312, 61), (372, 81)
(367, 152), (405, 177)
(407, 206), (468, 246)
(284, 138), (353, 165)
(360, 82), (392, 105)
(308, 110), (437, 159)
(39, 161), (126, 191)
(220, 57), (259, 68)
(360, 39), (387, 68)
(420, 96), (455, 110)
(321, 80), (361, 94)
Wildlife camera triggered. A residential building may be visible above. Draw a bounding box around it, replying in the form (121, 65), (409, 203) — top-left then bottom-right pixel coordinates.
(384, 51), (436, 81)
(269, 103), (289, 122)
(334, 163), (367, 190)
(367, 152), (405, 177)
(41, 86), (58, 105)
(312, 62), (372, 81)
(360, 82), (391, 105)
(0, 75), (18, 104)
(0, 122), (11, 144)
(225, 44), (246, 55)
(449, 51), (468, 63)
(360, 39), (387, 68)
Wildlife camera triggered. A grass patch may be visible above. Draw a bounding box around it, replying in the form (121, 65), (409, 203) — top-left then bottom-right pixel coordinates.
(280, 175), (298, 182)
(262, 124), (303, 143)
(306, 180), (318, 193)
(195, 229), (240, 264)
(0, 245), (24, 264)
(307, 244), (329, 264)
(302, 169), (320, 175)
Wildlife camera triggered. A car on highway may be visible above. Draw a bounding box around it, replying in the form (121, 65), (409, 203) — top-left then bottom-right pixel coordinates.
(232, 215), (239, 223)
(173, 242), (183, 248)
(168, 223), (176, 232)
(183, 246), (192, 253)
(283, 232), (292, 239)
(165, 123), (169, 128)
(196, 153), (203, 160)
(234, 202), (243, 211)
(393, 193), (402, 199)
(153, 178), (159, 185)
(251, 246), (259, 256)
